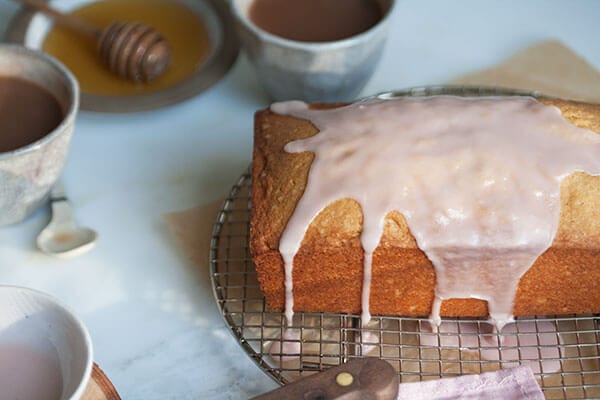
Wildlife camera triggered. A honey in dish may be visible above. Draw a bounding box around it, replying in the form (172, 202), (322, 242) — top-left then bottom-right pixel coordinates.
(42, 0), (211, 96)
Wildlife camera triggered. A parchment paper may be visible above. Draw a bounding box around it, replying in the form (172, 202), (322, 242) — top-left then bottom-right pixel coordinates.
(452, 40), (600, 102)
(164, 199), (222, 268)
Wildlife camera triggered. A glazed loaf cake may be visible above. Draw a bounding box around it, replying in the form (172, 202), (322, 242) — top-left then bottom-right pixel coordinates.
(250, 96), (600, 323)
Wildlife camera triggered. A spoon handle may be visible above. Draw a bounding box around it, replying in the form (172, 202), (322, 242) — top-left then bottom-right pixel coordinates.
(48, 181), (74, 227)
(50, 180), (67, 202)
(16, 0), (100, 38)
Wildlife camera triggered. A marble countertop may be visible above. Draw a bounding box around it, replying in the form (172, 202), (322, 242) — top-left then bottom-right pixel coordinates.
(1, 1), (599, 399)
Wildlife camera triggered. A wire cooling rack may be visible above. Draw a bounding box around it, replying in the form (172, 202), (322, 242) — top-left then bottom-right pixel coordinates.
(210, 170), (600, 400)
(210, 87), (600, 399)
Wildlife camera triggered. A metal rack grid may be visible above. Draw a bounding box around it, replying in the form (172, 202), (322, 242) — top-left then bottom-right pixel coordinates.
(209, 86), (600, 399)
(210, 170), (600, 400)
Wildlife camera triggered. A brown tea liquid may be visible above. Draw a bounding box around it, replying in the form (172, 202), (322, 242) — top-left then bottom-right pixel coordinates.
(42, 0), (211, 96)
(0, 77), (63, 153)
(249, 0), (382, 42)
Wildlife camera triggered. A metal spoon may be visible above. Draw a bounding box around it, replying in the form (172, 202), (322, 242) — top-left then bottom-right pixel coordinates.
(36, 182), (97, 257)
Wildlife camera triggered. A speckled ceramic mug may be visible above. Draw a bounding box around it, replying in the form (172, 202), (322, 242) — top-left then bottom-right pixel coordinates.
(0, 44), (79, 225)
(231, 0), (395, 102)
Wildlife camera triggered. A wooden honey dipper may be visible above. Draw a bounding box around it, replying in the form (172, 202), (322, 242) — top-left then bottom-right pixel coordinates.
(18, 0), (171, 83)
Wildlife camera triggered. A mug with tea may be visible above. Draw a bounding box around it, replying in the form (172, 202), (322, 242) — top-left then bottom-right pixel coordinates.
(0, 44), (79, 225)
(231, 0), (396, 102)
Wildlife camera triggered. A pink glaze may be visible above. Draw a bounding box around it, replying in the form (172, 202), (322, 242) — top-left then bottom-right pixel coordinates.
(272, 97), (600, 328)
(268, 328), (301, 362)
(418, 320), (561, 374)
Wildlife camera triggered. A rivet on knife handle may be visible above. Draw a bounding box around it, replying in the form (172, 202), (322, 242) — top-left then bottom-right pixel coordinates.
(250, 358), (399, 400)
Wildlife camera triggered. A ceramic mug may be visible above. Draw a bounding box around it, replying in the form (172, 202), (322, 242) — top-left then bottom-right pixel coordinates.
(0, 44), (79, 225)
(0, 285), (93, 400)
(230, 0), (396, 102)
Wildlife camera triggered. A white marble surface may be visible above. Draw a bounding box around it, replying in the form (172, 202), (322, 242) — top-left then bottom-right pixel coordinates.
(1, 1), (599, 398)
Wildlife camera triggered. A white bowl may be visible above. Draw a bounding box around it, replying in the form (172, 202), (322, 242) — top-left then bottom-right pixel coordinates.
(0, 286), (93, 400)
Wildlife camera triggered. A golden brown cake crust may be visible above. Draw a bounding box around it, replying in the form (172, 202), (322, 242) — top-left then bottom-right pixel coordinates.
(250, 98), (600, 317)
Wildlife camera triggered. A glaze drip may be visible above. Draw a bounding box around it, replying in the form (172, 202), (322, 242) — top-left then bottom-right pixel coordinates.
(272, 96), (600, 328)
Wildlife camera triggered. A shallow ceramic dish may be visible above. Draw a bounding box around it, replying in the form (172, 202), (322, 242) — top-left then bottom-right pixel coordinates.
(0, 285), (93, 400)
(5, 0), (239, 113)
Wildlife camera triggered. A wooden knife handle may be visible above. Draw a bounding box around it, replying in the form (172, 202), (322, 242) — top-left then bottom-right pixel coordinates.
(251, 358), (399, 400)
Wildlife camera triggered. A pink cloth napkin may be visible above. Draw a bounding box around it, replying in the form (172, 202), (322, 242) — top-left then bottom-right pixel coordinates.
(397, 367), (544, 400)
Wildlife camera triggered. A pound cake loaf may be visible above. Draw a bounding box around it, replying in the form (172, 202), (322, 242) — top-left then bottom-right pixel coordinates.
(250, 96), (600, 326)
